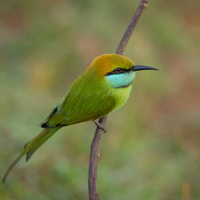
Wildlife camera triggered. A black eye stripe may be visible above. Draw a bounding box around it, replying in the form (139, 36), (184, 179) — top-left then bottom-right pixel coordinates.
(105, 68), (130, 76)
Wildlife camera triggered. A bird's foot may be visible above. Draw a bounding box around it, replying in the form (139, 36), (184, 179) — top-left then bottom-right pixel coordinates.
(94, 121), (107, 133)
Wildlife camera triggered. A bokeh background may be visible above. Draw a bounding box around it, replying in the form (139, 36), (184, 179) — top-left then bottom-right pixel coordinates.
(1, 0), (200, 199)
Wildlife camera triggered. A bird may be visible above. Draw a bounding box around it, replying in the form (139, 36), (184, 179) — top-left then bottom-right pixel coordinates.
(2, 53), (158, 183)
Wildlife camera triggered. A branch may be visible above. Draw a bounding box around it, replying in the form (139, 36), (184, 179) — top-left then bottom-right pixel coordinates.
(115, 0), (148, 55)
(88, 1), (149, 199)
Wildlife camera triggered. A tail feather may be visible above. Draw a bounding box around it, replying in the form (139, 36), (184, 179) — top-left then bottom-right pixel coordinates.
(2, 127), (61, 183)
(25, 127), (60, 161)
(2, 151), (25, 183)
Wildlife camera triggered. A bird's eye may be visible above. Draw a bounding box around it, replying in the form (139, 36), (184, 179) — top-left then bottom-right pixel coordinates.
(115, 68), (122, 73)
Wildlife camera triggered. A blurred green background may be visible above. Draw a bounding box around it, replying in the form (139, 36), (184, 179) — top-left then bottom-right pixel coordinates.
(1, 0), (200, 199)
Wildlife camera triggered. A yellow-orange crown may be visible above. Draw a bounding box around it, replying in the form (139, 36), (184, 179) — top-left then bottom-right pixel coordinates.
(87, 54), (134, 77)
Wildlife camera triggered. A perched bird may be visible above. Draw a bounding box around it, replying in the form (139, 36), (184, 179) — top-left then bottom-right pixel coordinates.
(2, 54), (158, 183)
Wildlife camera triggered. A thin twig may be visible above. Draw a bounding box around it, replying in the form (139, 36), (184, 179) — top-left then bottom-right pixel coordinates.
(88, 1), (149, 199)
(116, 0), (148, 55)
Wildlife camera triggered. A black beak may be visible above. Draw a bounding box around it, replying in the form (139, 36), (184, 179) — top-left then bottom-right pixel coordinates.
(132, 65), (159, 72)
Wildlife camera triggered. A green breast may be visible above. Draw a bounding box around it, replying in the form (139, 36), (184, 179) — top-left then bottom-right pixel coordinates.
(109, 84), (132, 111)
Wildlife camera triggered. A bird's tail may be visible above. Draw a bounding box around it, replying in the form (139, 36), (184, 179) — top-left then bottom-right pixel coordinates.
(2, 127), (61, 183)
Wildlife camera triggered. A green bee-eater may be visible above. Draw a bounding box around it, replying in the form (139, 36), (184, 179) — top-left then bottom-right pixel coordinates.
(3, 54), (158, 182)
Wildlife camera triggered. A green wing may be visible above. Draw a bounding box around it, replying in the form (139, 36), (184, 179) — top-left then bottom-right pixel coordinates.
(42, 90), (115, 127)
(41, 73), (116, 127)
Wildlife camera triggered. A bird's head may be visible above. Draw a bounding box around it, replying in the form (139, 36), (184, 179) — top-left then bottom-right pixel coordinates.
(89, 54), (158, 88)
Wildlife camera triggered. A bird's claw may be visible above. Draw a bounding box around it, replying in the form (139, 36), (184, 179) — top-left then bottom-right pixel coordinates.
(94, 121), (107, 133)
